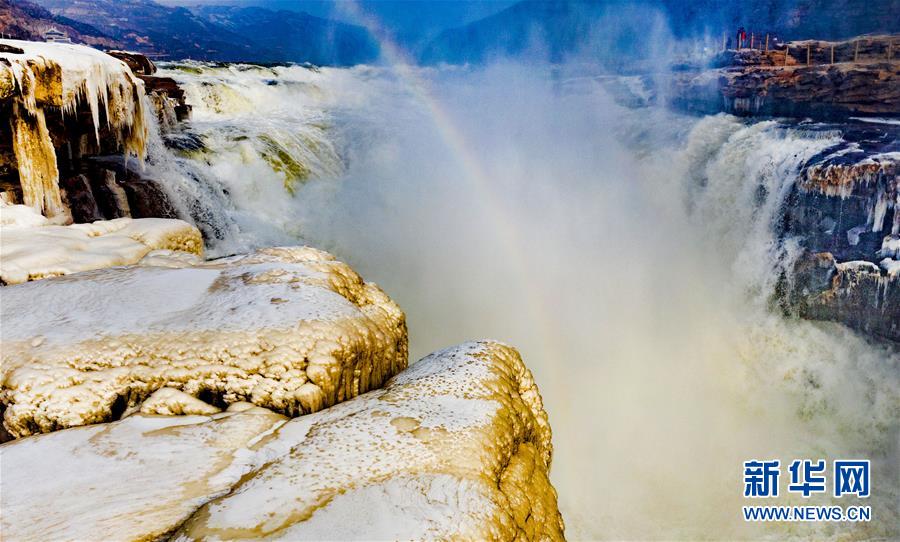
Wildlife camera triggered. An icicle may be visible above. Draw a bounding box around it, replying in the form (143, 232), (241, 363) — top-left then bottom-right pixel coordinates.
(9, 103), (66, 218)
(1, 40), (151, 218)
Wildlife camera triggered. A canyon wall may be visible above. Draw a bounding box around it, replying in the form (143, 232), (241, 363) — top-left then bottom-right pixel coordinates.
(668, 35), (899, 343)
(670, 35), (900, 120)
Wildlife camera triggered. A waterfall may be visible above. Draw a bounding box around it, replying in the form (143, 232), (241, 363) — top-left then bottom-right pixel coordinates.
(154, 61), (898, 540)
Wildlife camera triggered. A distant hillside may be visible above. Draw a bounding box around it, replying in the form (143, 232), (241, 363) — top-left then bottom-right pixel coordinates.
(0, 0), (120, 48)
(421, 0), (900, 64)
(28, 0), (379, 65)
(191, 6), (379, 66)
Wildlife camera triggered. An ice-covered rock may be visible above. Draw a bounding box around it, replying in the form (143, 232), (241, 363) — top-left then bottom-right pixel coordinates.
(0, 341), (563, 541)
(0, 246), (407, 438)
(0, 39), (149, 217)
(0, 407), (287, 541)
(0, 202), (203, 284)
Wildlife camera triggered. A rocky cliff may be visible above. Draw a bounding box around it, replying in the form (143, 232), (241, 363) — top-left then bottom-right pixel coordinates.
(666, 35), (899, 343)
(781, 127), (898, 342)
(1, 40), (190, 228)
(670, 35), (900, 120)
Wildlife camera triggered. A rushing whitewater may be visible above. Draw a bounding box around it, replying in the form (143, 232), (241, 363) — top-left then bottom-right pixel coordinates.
(150, 61), (898, 539)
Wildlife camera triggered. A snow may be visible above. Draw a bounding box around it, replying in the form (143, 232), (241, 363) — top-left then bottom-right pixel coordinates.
(172, 341), (561, 541)
(0, 408), (286, 542)
(0, 246), (407, 437)
(879, 258), (900, 277)
(879, 235), (900, 259)
(0, 39), (149, 217)
(1, 341), (563, 541)
(0, 203), (203, 284)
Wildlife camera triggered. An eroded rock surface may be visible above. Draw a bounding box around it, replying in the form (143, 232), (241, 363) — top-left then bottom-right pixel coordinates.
(671, 35), (900, 120)
(0, 40), (192, 226)
(778, 127), (899, 342)
(0, 341), (563, 541)
(0, 246), (407, 437)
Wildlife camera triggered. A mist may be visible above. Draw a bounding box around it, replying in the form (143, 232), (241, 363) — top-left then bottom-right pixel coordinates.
(156, 39), (900, 537)
(277, 65), (898, 538)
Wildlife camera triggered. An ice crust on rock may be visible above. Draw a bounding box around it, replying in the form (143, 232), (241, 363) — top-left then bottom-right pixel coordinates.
(140, 387), (222, 416)
(0, 408), (287, 541)
(174, 341), (563, 541)
(0, 39), (149, 217)
(0, 341), (563, 541)
(0, 203), (203, 284)
(0, 246), (407, 437)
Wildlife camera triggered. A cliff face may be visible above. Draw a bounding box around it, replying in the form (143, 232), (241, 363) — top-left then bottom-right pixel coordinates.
(1, 39), (149, 219)
(0, 40), (189, 229)
(671, 36), (900, 120)
(665, 35), (899, 342)
(770, 123), (899, 342)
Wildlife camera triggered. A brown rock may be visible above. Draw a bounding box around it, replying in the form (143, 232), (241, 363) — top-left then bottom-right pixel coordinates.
(60, 173), (102, 223)
(107, 51), (157, 75)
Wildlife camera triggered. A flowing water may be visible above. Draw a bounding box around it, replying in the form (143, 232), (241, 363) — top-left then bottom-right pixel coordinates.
(152, 61), (898, 539)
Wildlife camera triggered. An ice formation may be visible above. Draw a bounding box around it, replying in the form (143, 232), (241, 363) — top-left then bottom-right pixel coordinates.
(0, 246), (407, 437)
(0, 202), (203, 284)
(0, 39), (149, 217)
(0, 407), (288, 541)
(0, 341), (563, 541)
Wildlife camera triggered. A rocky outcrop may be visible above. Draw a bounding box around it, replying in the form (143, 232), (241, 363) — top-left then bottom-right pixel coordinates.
(0, 341), (563, 541)
(779, 126), (899, 342)
(0, 39), (191, 228)
(0, 39), (149, 219)
(0, 246), (407, 437)
(0, 202), (202, 284)
(107, 50), (191, 127)
(791, 255), (898, 340)
(671, 35), (900, 120)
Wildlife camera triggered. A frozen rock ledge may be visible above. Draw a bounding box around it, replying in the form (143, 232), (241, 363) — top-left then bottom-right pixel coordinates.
(0, 246), (407, 437)
(0, 341), (564, 541)
(0, 202), (203, 284)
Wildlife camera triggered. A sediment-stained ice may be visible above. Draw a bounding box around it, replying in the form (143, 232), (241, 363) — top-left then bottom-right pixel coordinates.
(0, 203), (203, 284)
(0, 39), (149, 217)
(0, 341), (563, 541)
(0, 246), (407, 437)
(174, 341), (563, 541)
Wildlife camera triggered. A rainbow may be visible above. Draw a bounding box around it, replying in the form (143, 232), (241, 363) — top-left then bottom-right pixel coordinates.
(332, 1), (570, 408)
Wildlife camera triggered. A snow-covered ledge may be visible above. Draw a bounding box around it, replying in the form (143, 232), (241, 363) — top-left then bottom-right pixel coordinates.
(0, 203), (203, 284)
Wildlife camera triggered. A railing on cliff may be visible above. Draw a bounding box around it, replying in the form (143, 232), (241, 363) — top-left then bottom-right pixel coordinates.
(719, 33), (898, 68)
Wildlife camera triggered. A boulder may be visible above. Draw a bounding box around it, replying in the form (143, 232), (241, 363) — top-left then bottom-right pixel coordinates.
(0, 246), (407, 437)
(0, 341), (563, 541)
(60, 173), (103, 223)
(107, 50), (158, 75)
